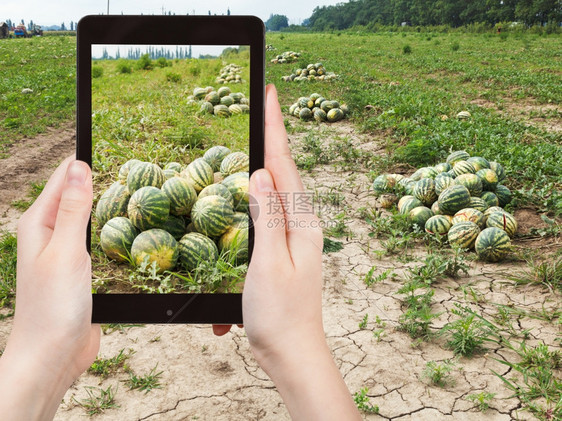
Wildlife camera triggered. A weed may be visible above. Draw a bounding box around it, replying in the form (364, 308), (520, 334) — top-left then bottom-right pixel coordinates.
(324, 212), (351, 238)
(0, 233), (17, 308)
(510, 254), (561, 293)
(74, 385), (119, 415)
(451, 41), (460, 51)
(397, 279), (440, 339)
(359, 314), (368, 329)
(364, 266), (395, 287)
(440, 305), (492, 357)
(466, 391), (495, 411)
(92, 65), (103, 78)
(126, 364), (163, 393)
(136, 53), (153, 70)
(323, 237), (343, 253)
(403, 44), (412, 54)
(165, 72), (182, 83)
(88, 349), (133, 378)
(116, 60), (132, 74)
(10, 180), (46, 211)
(128, 260), (176, 294)
(353, 387), (379, 414)
(422, 359), (457, 387)
(100, 324), (145, 335)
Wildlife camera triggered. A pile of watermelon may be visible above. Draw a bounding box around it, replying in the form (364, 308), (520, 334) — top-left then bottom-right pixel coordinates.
(270, 50), (300, 64)
(215, 63), (245, 85)
(95, 146), (250, 274)
(288, 93), (349, 123)
(187, 86), (249, 117)
(281, 62), (339, 82)
(372, 150), (517, 262)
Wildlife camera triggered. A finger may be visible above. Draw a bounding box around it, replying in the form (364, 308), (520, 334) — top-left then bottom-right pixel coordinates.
(249, 169), (291, 265)
(48, 160), (93, 255)
(212, 325), (232, 336)
(17, 156), (75, 258)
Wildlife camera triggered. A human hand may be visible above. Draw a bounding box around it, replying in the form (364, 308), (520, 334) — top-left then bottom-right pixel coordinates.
(0, 157), (100, 420)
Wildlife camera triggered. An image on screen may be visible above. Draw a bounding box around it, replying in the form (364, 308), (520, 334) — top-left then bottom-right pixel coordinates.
(91, 44), (250, 295)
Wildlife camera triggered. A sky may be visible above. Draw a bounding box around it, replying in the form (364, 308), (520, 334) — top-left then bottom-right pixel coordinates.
(2, 0), (347, 27)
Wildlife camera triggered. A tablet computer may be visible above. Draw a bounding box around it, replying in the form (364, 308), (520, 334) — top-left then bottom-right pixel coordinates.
(77, 15), (264, 324)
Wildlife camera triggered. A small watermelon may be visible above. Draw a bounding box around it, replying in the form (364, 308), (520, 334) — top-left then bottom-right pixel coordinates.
(191, 195), (235, 238)
(198, 183), (234, 208)
(476, 169), (499, 191)
(399, 197), (423, 215)
(434, 162), (452, 174)
(495, 185), (512, 207)
(489, 161), (506, 182)
(435, 174), (456, 196)
(398, 195), (416, 213)
(481, 191), (500, 208)
(452, 208), (486, 228)
(220, 152), (250, 177)
(486, 211), (518, 237)
(425, 215), (452, 238)
(372, 174), (392, 196)
(438, 185), (471, 215)
(413, 178), (438, 207)
(160, 215), (187, 241)
(222, 172), (249, 211)
(178, 232), (219, 271)
(466, 156), (490, 172)
(314, 108), (327, 122)
(448, 221), (480, 250)
(182, 158), (214, 193)
(95, 181), (131, 228)
(131, 228), (179, 273)
(446, 150), (470, 166)
(100, 217), (138, 262)
(163, 169), (179, 179)
(475, 227), (511, 262)
(409, 206), (434, 229)
(127, 161), (166, 194)
(453, 160), (477, 177)
(218, 212), (249, 262)
(468, 197), (489, 212)
(118, 159), (142, 183)
(127, 186), (170, 231)
(327, 108), (344, 122)
(161, 176), (197, 216)
(455, 173), (483, 197)
(203, 146), (231, 171)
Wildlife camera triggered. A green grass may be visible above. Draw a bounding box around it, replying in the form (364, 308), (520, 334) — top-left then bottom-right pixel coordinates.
(126, 364), (163, 393)
(422, 359), (457, 387)
(0, 37), (76, 157)
(88, 349), (133, 379)
(10, 180), (45, 211)
(0, 233), (17, 308)
(74, 385), (119, 415)
(466, 391), (496, 412)
(353, 387), (379, 414)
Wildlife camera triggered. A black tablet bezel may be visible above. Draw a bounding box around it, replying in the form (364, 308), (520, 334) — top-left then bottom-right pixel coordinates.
(77, 15), (264, 324)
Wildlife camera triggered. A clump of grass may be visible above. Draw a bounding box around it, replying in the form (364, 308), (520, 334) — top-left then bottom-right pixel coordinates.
(466, 391), (495, 411)
(74, 385), (119, 415)
(136, 53), (153, 70)
(359, 314), (368, 330)
(126, 364), (163, 393)
(128, 260), (175, 294)
(165, 72), (182, 83)
(323, 237), (343, 253)
(397, 278), (440, 340)
(451, 41), (460, 51)
(422, 359), (457, 387)
(116, 60), (132, 74)
(353, 387), (379, 414)
(324, 212), (351, 238)
(92, 65), (103, 78)
(0, 232), (17, 308)
(364, 266), (395, 287)
(88, 349), (133, 378)
(403, 44), (412, 54)
(11, 180), (46, 211)
(440, 305), (492, 357)
(510, 254), (561, 293)
(156, 57), (171, 68)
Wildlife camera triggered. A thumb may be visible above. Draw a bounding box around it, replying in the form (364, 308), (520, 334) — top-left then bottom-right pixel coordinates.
(249, 169), (290, 263)
(50, 160), (92, 252)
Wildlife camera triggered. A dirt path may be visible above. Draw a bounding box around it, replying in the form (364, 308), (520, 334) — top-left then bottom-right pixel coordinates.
(0, 122), (76, 232)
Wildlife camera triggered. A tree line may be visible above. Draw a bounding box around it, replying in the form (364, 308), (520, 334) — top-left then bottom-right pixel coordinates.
(307, 0), (562, 30)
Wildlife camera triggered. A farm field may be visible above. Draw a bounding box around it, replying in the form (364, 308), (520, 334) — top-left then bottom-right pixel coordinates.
(0, 30), (561, 420)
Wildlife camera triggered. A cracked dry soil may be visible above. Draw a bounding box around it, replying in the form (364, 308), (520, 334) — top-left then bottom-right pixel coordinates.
(0, 122), (560, 421)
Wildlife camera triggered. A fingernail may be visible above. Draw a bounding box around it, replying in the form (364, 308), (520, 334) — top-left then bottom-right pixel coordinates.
(254, 170), (274, 193)
(66, 161), (88, 186)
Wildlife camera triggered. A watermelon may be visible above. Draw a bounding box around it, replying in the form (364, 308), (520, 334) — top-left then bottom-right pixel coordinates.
(229, 104), (243, 115)
(218, 212), (249, 262)
(411, 167), (438, 181)
(198, 183), (235, 208)
(448, 221), (480, 250)
(454, 173), (483, 197)
(127, 161), (166, 194)
(214, 104), (231, 117)
(468, 197), (489, 212)
(452, 208), (486, 228)
(413, 178), (437, 206)
(217, 86), (231, 97)
(495, 185), (512, 207)
(161, 215), (187, 241)
(161, 177), (197, 216)
(327, 108), (344, 122)
(193, 87), (207, 100)
(387, 174), (404, 185)
(372, 174), (392, 196)
(380, 194), (398, 209)
(489, 161), (506, 182)
(486, 211), (518, 237)
(220, 152), (249, 176)
(95, 181), (131, 228)
(475, 227), (511, 262)
(476, 169), (499, 191)
(453, 160), (477, 177)
(200, 101), (214, 114)
(163, 169), (179, 179)
(203, 146), (232, 172)
(205, 91), (220, 105)
(340, 104), (350, 116)
(178, 232), (219, 271)
(131, 228), (178, 273)
(398, 195), (416, 213)
(164, 162), (183, 172)
(320, 100), (337, 113)
(481, 191), (500, 208)
(299, 108), (313, 120)
(435, 174), (456, 196)
(409, 206), (434, 229)
(118, 159), (142, 183)
(431, 201), (442, 215)
(222, 172), (249, 211)
(398, 178), (415, 195)
(191, 195), (234, 238)
(467, 156), (490, 172)
(182, 158), (214, 192)
(438, 185), (471, 215)
(399, 197), (423, 215)
(314, 108), (327, 122)
(484, 206), (505, 218)
(425, 215), (452, 238)
(127, 186), (170, 231)
(434, 162), (452, 174)
(100, 217), (138, 262)
(220, 95), (235, 107)
(446, 150), (470, 166)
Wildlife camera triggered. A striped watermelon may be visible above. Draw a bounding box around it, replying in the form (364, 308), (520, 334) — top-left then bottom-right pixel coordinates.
(425, 215), (452, 238)
(411, 167), (438, 181)
(486, 211), (518, 237)
(182, 158), (214, 193)
(372, 174), (392, 196)
(161, 215), (187, 241)
(495, 185), (512, 207)
(95, 181), (131, 228)
(476, 169), (499, 191)
(453, 160), (477, 177)
(434, 162), (452, 174)
(220, 152), (249, 177)
(164, 162), (183, 172)
(205, 91), (220, 105)
(178, 232), (219, 271)
(452, 208), (486, 228)
(191, 195), (234, 237)
(161, 177), (197, 216)
(200, 101), (214, 114)
(484, 206), (505, 219)
(448, 221), (480, 250)
(475, 227), (511, 262)
(466, 156), (490, 172)
(388, 174), (405, 185)
(214, 104), (231, 117)
(468, 197), (489, 212)
(481, 191), (500, 208)
(489, 161), (506, 182)
(435, 174), (456, 195)
(198, 183), (235, 208)
(163, 169), (179, 179)
(409, 206), (434, 229)
(131, 228), (179, 273)
(217, 86), (231, 97)
(218, 212), (249, 262)
(454, 173), (483, 197)
(398, 197), (423, 215)
(438, 185), (471, 215)
(398, 195), (416, 213)
(314, 108), (327, 122)
(118, 159), (142, 183)
(431, 201), (442, 215)
(229, 104), (243, 115)
(413, 178), (437, 206)
(127, 161), (166, 194)
(327, 108), (344, 122)
(100, 217), (138, 262)
(220, 95), (235, 106)
(127, 186), (170, 231)
(193, 87), (207, 100)
(446, 150), (470, 166)
(222, 172), (249, 211)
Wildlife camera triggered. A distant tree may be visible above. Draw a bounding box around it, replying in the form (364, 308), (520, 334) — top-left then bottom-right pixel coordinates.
(266, 14), (289, 31)
(208, 10), (211, 15)
(227, 7), (231, 15)
(61, 22), (66, 31)
(27, 19), (34, 31)
(70, 21), (74, 31)
(20, 19), (25, 26)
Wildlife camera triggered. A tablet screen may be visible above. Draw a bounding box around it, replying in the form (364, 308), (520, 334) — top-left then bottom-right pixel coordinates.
(91, 43), (250, 295)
